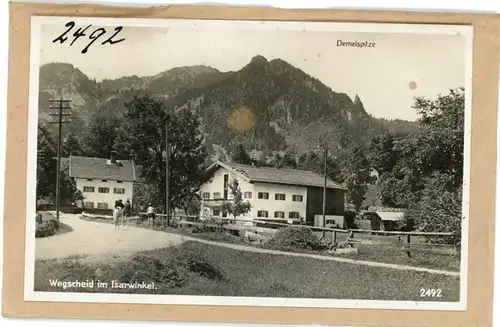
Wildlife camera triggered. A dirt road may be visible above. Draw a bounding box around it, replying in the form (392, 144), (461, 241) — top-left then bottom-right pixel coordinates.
(35, 213), (186, 261)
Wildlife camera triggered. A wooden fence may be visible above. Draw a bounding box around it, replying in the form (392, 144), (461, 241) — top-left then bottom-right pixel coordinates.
(137, 213), (457, 248)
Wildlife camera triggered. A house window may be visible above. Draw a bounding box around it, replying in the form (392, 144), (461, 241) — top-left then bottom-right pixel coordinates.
(257, 210), (269, 218)
(223, 190), (228, 199)
(292, 195), (303, 202)
(202, 192), (210, 199)
(223, 174), (229, 188)
(213, 192), (221, 199)
(98, 187), (110, 194)
(97, 202), (108, 209)
(274, 211), (285, 218)
(83, 186), (95, 193)
(114, 188), (125, 194)
(244, 192), (252, 199)
(289, 211), (300, 219)
(275, 193), (286, 201)
(84, 202), (94, 209)
(86, 179), (93, 182)
(258, 192), (269, 199)
(102, 180), (107, 182)
(213, 208), (220, 216)
(117, 181), (123, 184)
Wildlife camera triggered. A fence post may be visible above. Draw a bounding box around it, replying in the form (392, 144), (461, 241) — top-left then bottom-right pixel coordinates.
(406, 234), (411, 244)
(349, 231), (355, 247)
(332, 230), (337, 244)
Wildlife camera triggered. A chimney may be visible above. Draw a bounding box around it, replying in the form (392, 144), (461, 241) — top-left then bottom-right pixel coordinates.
(110, 151), (117, 163)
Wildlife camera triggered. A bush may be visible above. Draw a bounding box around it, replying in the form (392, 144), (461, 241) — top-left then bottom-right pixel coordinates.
(266, 226), (325, 251)
(118, 254), (187, 288)
(170, 245), (227, 281)
(191, 224), (217, 234)
(118, 250), (227, 286)
(344, 210), (358, 229)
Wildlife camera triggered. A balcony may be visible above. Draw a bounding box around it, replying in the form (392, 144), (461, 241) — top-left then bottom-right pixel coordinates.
(201, 198), (232, 207)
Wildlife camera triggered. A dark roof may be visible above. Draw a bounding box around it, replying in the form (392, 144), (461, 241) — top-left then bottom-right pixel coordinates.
(208, 161), (345, 190)
(68, 156), (136, 182)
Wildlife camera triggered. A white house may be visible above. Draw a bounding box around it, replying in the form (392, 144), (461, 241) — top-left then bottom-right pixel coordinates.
(68, 152), (136, 210)
(200, 161), (346, 226)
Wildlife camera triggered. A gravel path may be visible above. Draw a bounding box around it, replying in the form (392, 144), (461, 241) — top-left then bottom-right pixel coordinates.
(35, 214), (186, 261)
(35, 214), (459, 277)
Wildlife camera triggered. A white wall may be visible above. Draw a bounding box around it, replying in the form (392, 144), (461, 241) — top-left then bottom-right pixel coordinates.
(252, 183), (307, 219)
(200, 167), (308, 221)
(75, 178), (134, 210)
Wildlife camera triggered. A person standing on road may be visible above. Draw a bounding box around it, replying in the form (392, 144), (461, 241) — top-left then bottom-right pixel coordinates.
(113, 200), (122, 229)
(123, 199), (132, 226)
(146, 203), (155, 229)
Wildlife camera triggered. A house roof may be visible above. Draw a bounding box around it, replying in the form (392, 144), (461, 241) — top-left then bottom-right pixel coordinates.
(68, 156), (136, 182)
(375, 211), (405, 221)
(207, 160), (346, 190)
(366, 206), (405, 213)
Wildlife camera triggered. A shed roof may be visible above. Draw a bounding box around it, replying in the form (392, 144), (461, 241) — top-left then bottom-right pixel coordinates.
(375, 211), (405, 221)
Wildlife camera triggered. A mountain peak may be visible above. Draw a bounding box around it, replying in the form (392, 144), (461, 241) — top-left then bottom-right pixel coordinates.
(249, 55), (269, 65)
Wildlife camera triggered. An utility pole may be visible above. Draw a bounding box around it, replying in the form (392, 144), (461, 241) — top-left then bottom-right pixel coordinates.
(48, 99), (72, 225)
(165, 117), (170, 226)
(322, 148), (328, 238)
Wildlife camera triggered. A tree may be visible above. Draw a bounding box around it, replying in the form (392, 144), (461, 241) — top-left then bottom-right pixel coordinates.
(271, 151), (298, 169)
(123, 95), (208, 214)
(404, 172), (462, 242)
(62, 132), (83, 157)
(37, 124), (83, 204)
(81, 114), (123, 158)
(221, 178), (251, 219)
(133, 181), (161, 211)
(230, 144), (252, 164)
(370, 88), (465, 239)
(36, 124), (57, 200)
(368, 132), (401, 174)
(412, 88), (464, 189)
(343, 145), (370, 211)
(59, 168), (84, 204)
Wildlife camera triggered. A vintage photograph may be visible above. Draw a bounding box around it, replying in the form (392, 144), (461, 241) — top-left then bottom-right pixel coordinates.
(25, 17), (472, 309)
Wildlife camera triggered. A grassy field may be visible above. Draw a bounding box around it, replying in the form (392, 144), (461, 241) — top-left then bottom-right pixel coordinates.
(79, 215), (461, 272)
(35, 241), (459, 301)
(160, 226), (461, 272)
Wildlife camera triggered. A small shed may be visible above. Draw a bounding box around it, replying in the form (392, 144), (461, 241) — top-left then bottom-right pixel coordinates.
(364, 211), (404, 231)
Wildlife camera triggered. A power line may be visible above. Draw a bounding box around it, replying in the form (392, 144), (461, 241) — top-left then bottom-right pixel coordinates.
(48, 99), (72, 224)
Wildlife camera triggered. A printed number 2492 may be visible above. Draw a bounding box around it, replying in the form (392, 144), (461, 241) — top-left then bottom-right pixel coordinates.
(420, 288), (442, 298)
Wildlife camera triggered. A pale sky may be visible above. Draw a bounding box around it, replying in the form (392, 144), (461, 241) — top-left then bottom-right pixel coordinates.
(39, 23), (467, 121)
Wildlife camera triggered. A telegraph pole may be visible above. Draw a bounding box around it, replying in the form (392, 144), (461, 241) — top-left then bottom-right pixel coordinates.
(165, 117), (170, 225)
(49, 99), (72, 224)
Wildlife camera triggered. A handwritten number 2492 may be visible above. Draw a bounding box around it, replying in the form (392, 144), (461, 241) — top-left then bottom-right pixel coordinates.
(53, 21), (125, 54)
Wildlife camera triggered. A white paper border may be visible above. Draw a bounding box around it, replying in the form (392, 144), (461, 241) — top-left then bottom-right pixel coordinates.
(24, 16), (474, 311)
